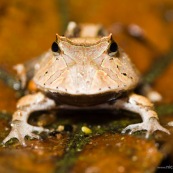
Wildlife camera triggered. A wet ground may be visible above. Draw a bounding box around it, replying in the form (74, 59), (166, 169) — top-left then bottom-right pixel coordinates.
(0, 0), (173, 172)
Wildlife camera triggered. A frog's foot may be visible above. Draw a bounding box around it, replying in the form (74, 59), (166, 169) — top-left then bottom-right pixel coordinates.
(2, 120), (49, 146)
(122, 118), (170, 138)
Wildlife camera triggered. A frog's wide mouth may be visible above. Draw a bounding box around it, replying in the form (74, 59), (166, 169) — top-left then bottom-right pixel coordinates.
(47, 90), (127, 106)
(56, 33), (112, 47)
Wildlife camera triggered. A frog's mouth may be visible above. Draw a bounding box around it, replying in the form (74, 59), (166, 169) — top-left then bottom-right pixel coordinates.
(47, 90), (127, 107)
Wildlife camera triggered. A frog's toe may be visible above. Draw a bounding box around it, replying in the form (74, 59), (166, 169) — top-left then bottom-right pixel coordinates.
(2, 120), (49, 146)
(121, 123), (143, 134)
(121, 118), (170, 137)
(2, 129), (27, 146)
(144, 118), (170, 137)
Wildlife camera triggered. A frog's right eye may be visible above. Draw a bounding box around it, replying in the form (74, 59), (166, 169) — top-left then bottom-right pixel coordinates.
(51, 42), (60, 52)
(108, 40), (118, 57)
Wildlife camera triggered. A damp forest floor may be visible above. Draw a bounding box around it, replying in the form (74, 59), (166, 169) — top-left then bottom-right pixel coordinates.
(1, 0), (173, 173)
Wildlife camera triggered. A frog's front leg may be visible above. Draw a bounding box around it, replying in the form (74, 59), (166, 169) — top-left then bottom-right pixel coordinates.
(2, 92), (56, 146)
(114, 93), (170, 137)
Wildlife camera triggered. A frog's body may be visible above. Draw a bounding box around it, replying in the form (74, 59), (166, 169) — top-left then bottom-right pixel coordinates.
(3, 22), (170, 146)
(34, 34), (139, 106)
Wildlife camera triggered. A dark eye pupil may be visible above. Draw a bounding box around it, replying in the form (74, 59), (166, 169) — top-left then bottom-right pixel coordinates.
(51, 42), (59, 52)
(110, 41), (118, 53)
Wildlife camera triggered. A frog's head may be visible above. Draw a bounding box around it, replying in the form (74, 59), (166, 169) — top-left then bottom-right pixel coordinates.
(34, 33), (140, 95)
(51, 33), (120, 64)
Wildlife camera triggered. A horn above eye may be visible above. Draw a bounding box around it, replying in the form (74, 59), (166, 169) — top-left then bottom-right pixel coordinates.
(108, 40), (118, 56)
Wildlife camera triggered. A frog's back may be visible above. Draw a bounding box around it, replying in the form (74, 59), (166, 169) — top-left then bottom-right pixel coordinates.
(33, 24), (140, 106)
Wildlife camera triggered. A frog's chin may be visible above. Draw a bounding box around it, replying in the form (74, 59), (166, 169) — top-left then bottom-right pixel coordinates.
(45, 91), (129, 107)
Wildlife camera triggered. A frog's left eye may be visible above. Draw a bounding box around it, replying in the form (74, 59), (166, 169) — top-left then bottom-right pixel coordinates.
(108, 40), (118, 56)
(51, 42), (60, 53)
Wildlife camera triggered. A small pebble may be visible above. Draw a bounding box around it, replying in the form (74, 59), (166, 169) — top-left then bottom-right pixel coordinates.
(81, 126), (92, 134)
(57, 125), (64, 132)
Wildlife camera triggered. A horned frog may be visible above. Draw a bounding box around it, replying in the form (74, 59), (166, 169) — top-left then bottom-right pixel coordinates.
(3, 22), (170, 146)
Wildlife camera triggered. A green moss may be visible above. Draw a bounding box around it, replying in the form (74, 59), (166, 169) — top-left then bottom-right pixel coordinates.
(156, 104), (173, 116)
(143, 48), (173, 84)
(54, 111), (143, 173)
(55, 126), (91, 173)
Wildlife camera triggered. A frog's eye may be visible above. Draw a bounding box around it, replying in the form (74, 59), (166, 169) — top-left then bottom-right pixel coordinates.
(51, 42), (60, 53)
(108, 40), (118, 56)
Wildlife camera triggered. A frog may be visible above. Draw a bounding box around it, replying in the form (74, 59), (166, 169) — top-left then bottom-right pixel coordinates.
(2, 22), (170, 146)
